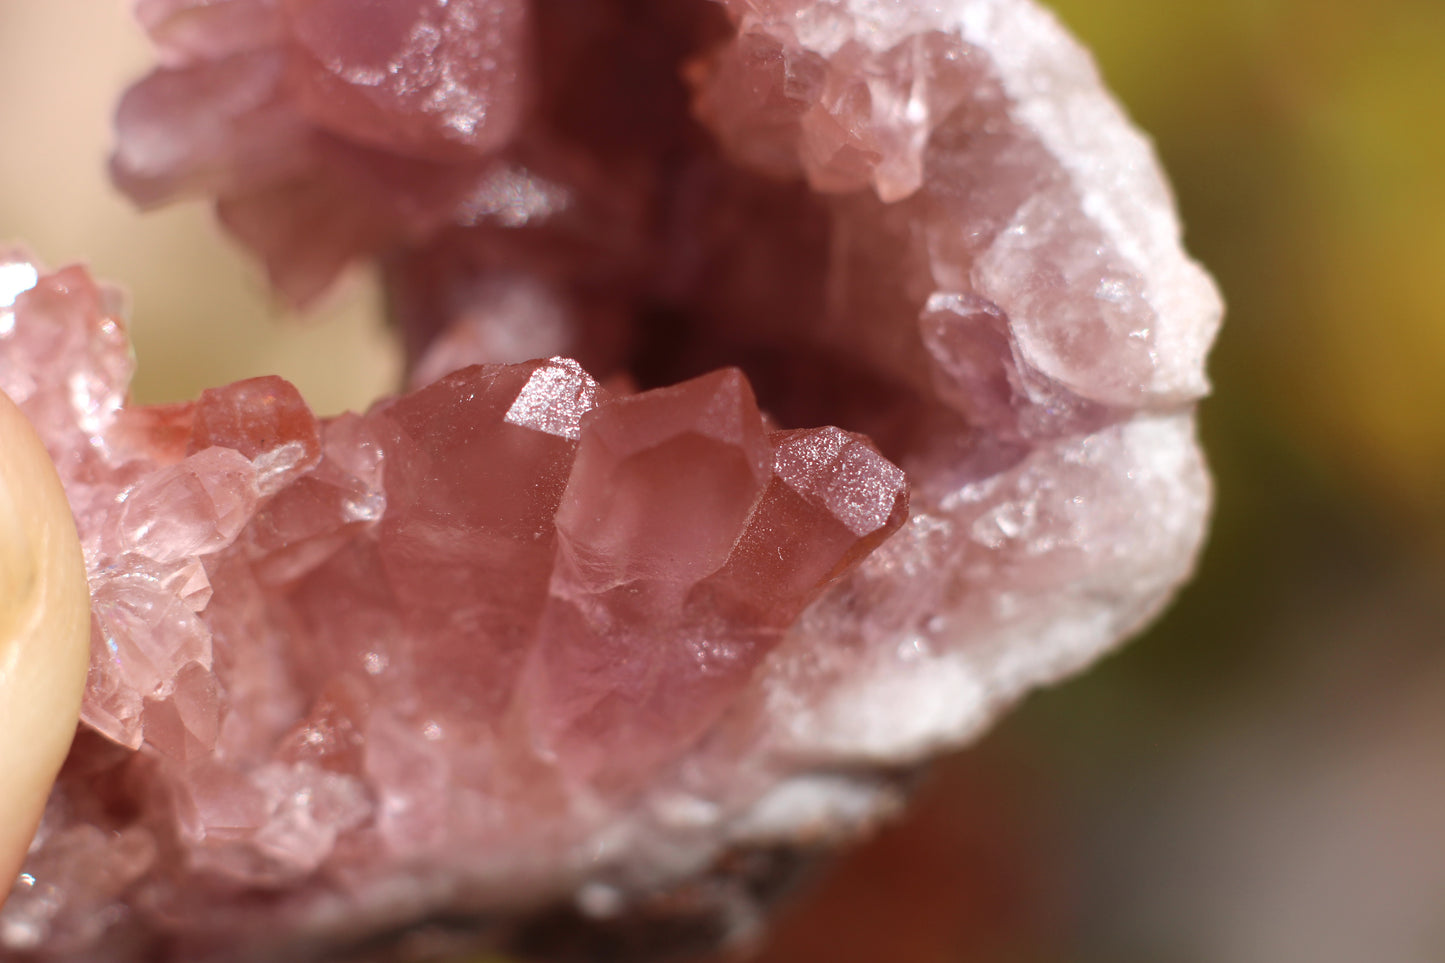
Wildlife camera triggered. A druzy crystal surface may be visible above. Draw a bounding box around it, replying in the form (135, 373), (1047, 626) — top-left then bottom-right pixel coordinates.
(4, 0), (1220, 958)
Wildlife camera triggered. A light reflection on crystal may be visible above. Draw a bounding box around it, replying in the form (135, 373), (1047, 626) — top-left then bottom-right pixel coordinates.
(0, 260), (38, 310)
(457, 164), (569, 228)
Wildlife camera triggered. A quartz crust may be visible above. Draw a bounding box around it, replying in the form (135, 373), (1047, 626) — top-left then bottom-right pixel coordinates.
(4, 0), (1220, 957)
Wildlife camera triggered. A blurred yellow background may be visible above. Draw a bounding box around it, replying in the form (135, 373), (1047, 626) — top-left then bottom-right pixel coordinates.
(0, 0), (398, 416)
(3, 1), (1443, 961)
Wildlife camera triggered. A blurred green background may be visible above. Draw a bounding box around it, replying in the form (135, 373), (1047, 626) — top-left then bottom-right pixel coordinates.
(3, 1), (1444, 960)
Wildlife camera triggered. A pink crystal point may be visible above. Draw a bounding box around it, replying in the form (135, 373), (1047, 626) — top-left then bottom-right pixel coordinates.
(530, 369), (907, 785)
(283, 0), (527, 159)
(0, 0), (1220, 956)
(555, 369), (775, 589)
(366, 360), (600, 721)
(190, 376), (322, 492)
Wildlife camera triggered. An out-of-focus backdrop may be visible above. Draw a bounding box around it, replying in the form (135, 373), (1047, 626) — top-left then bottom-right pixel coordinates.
(3, 2), (1443, 961)
(0, 0), (400, 415)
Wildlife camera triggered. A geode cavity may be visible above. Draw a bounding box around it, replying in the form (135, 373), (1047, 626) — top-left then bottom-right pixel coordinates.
(1, 0), (1221, 959)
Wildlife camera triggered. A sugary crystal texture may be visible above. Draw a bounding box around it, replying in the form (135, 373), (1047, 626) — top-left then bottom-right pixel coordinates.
(4, 0), (1220, 956)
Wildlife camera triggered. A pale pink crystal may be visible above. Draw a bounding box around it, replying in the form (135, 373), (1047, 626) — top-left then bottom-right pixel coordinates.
(3, 0), (1220, 957)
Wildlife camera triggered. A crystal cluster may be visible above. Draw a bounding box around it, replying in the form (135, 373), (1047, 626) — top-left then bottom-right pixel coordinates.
(3, 0), (1220, 958)
(1, 253), (905, 956)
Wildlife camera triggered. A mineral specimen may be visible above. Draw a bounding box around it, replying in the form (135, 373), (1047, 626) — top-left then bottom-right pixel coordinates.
(2, 0), (1221, 958)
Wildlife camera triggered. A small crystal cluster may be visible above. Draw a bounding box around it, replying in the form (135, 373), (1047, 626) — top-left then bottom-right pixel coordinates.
(3, 0), (1220, 958)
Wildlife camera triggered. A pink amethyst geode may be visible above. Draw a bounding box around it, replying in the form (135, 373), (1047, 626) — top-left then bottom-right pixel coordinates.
(3, 0), (1220, 959)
